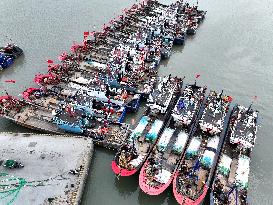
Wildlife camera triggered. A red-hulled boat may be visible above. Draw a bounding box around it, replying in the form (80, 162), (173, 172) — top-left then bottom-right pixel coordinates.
(173, 179), (208, 205)
(0, 95), (24, 115)
(58, 52), (68, 61)
(112, 76), (182, 177)
(139, 84), (207, 195)
(34, 73), (60, 86)
(23, 87), (45, 101)
(173, 90), (232, 205)
(210, 105), (259, 205)
(139, 128), (177, 194)
(112, 112), (165, 177)
(48, 64), (68, 75)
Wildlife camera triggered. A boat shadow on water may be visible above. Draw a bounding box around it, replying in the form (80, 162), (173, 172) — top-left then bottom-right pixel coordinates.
(172, 44), (185, 54)
(159, 57), (170, 68)
(114, 173), (139, 197)
(138, 186), (177, 205)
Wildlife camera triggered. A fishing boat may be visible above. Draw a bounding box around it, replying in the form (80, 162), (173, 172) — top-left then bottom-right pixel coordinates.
(174, 11), (187, 45)
(52, 102), (128, 144)
(139, 84), (207, 195)
(0, 96), (25, 116)
(0, 43), (23, 70)
(186, 23), (198, 35)
(0, 93), (131, 148)
(176, 3), (206, 36)
(161, 35), (174, 59)
(62, 82), (142, 113)
(160, 4), (179, 59)
(34, 82), (128, 120)
(22, 88), (46, 101)
(34, 73), (60, 86)
(52, 97), (127, 129)
(210, 105), (258, 205)
(147, 75), (182, 114)
(199, 90), (232, 135)
(0, 0), (208, 152)
(0, 95), (64, 134)
(29, 73), (142, 113)
(174, 30), (186, 45)
(172, 84), (207, 126)
(173, 90), (232, 205)
(48, 63), (69, 75)
(111, 76), (181, 177)
(0, 43), (23, 59)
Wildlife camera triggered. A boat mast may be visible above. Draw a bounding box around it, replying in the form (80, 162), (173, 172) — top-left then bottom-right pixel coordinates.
(247, 103), (252, 113)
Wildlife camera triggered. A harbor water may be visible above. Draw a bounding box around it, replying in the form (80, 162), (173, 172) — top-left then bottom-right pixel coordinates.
(0, 0), (273, 204)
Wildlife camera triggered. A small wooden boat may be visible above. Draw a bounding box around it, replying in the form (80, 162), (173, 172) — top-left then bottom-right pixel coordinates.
(0, 43), (23, 70)
(173, 90), (232, 205)
(210, 105), (258, 205)
(139, 84), (206, 195)
(0, 43), (23, 59)
(174, 31), (186, 45)
(186, 24), (198, 35)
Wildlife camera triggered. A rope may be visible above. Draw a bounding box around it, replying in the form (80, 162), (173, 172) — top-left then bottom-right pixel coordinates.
(0, 171), (72, 205)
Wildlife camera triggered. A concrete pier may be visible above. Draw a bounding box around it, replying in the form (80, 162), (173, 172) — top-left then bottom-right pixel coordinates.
(0, 133), (93, 205)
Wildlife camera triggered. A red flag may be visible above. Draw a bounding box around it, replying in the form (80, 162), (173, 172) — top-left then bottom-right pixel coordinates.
(123, 8), (128, 14)
(70, 43), (80, 53)
(58, 52), (68, 61)
(4, 80), (16, 83)
(227, 96), (233, 102)
(84, 31), (89, 36)
(195, 74), (201, 79)
(47, 59), (54, 64)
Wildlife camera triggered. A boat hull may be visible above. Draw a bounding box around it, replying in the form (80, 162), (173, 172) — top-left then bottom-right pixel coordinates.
(186, 28), (196, 35)
(111, 161), (137, 176)
(139, 162), (173, 195)
(174, 37), (185, 45)
(173, 171), (208, 205)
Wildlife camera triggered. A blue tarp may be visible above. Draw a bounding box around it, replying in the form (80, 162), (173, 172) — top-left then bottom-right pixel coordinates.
(58, 123), (84, 134)
(0, 53), (14, 69)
